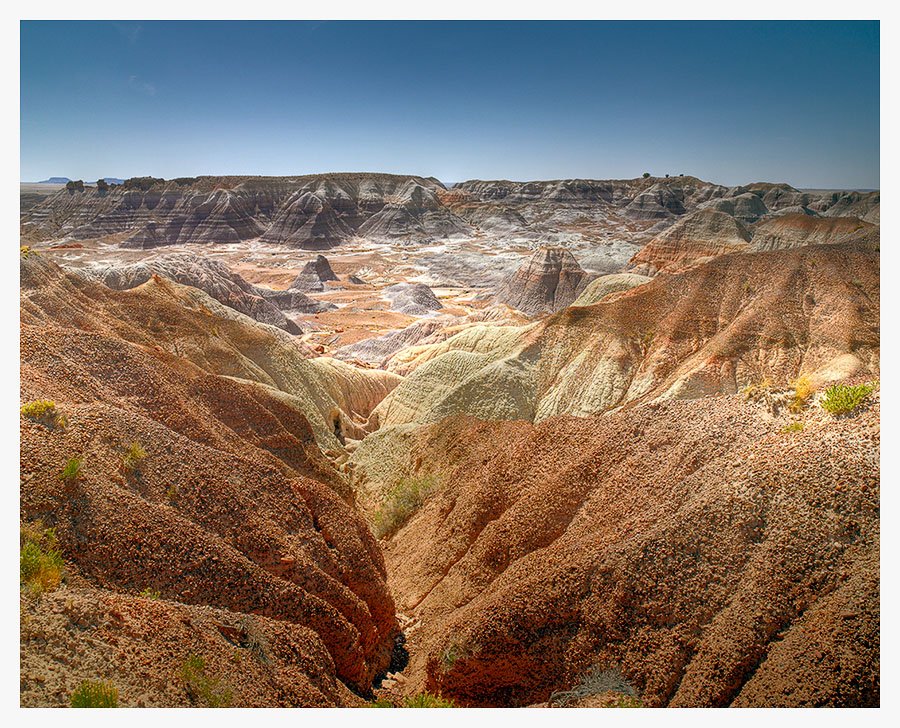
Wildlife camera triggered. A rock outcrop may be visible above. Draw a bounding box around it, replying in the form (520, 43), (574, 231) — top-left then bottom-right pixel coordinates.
(289, 255), (340, 292)
(495, 247), (590, 316)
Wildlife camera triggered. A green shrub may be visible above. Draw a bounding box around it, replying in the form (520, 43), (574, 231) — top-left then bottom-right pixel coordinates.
(121, 441), (148, 473)
(21, 399), (66, 429)
(20, 522), (64, 596)
(139, 587), (161, 600)
(781, 421), (805, 434)
(70, 680), (118, 707)
(20, 245), (31, 258)
(820, 382), (876, 416)
(402, 693), (457, 708)
(59, 456), (83, 486)
(373, 475), (439, 539)
(180, 654), (233, 707)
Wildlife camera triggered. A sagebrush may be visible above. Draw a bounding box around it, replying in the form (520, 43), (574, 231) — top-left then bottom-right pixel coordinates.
(373, 475), (439, 539)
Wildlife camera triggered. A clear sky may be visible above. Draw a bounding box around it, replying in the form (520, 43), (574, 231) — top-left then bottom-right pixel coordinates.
(20, 20), (879, 188)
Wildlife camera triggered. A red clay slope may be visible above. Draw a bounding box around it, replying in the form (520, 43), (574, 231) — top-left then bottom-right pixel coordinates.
(385, 393), (879, 707)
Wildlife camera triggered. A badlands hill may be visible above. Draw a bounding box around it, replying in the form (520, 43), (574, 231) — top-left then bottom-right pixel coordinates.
(20, 252), (410, 705)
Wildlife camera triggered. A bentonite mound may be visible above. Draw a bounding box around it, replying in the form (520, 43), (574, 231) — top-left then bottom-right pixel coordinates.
(699, 192), (769, 224)
(77, 253), (333, 334)
(571, 272), (652, 307)
(289, 255), (339, 292)
(495, 247), (590, 316)
(382, 283), (443, 316)
(629, 209), (752, 275)
(363, 393), (879, 707)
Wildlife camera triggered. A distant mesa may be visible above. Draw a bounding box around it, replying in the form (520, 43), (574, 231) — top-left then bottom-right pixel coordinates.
(37, 177), (70, 184)
(495, 246), (590, 316)
(289, 255), (340, 292)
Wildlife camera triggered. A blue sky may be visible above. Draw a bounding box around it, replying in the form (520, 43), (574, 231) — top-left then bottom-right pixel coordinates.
(20, 20), (879, 188)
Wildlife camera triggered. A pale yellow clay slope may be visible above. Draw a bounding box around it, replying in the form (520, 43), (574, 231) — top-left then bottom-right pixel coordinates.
(371, 243), (879, 431)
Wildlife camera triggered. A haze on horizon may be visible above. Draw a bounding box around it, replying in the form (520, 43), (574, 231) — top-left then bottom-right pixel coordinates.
(20, 20), (880, 189)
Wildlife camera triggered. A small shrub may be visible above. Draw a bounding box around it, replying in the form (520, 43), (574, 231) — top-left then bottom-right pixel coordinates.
(440, 635), (480, 673)
(139, 587), (161, 600)
(21, 523), (64, 596)
(239, 616), (271, 665)
(781, 421), (805, 434)
(121, 441), (148, 473)
(21, 399), (66, 429)
(70, 680), (118, 707)
(20, 245), (31, 258)
(402, 693), (457, 708)
(166, 484), (179, 503)
(642, 172), (651, 179)
(789, 376), (815, 413)
(180, 654), (233, 707)
(373, 475), (439, 539)
(365, 698), (395, 707)
(820, 382), (876, 416)
(59, 456), (83, 486)
(549, 667), (639, 708)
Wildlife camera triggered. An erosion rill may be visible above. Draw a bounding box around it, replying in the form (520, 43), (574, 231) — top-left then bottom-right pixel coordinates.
(20, 174), (880, 707)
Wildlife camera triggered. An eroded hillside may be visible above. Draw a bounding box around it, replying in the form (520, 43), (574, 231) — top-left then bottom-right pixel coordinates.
(20, 174), (880, 708)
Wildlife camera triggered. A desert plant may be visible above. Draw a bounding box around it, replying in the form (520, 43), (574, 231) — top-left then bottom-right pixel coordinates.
(121, 441), (148, 474)
(20, 245), (31, 258)
(180, 654), (233, 707)
(781, 421), (805, 434)
(166, 484), (179, 503)
(789, 376), (815, 413)
(70, 680), (118, 707)
(820, 382), (876, 416)
(59, 456), (83, 486)
(642, 172), (651, 178)
(139, 587), (161, 600)
(373, 475), (439, 539)
(440, 635), (480, 673)
(21, 399), (66, 429)
(549, 667), (639, 708)
(20, 523), (64, 596)
(402, 693), (457, 708)
(238, 616), (271, 665)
